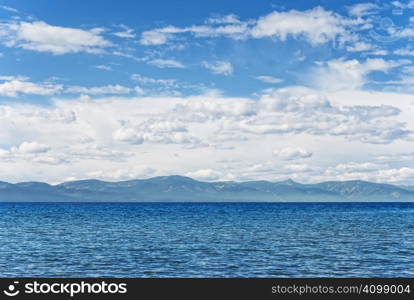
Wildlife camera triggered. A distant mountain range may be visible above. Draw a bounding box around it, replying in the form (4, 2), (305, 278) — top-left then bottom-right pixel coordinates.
(1, 175), (414, 202)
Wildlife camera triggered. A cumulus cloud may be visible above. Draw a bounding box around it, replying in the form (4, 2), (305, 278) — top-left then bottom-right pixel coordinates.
(186, 169), (222, 181)
(347, 3), (379, 17)
(284, 163), (314, 172)
(202, 61), (233, 76)
(273, 147), (313, 160)
(3, 5), (414, 185)
(134, 86), (145, 95)
(0, 21), (111, 54)
(333, 162), (382, 172)
(140, 26), (186, 45)
(377, 64), (414, 93)
(140, 7), (353, 46)
(397, 26), (414, 39)
(0, 87), (412, 183)
(233, 86), (409, 144)
(112, 127), (144, 144)
(250, 7), (347, 45)
(394, 47), (414, 56)
(323, 164), (414, 184)
(173, 96), (255, 121)
(346, 41), (373, 52)
(113, 119), (201, 146)
(376, 167), (414, 183)
(312, 58), (399, 91)
(14, 142), (51, 154)
(0, 77), (62, 97)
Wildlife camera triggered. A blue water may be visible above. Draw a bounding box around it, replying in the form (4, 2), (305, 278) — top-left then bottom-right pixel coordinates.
(0, 202), (413, 277)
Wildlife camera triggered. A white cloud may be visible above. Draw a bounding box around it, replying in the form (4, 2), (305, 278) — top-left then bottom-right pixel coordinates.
(391, 0), (414, 9)
(376, 167), (414, 183)
(0, 88), (413, 183)
(0, 5), (413, 185)
(147, 58), (185, 68)
(255, 75), (283, 84)
(334, 162), (382, 172)
(206, 14), (241, 24)
(130, 74), (209, 97)
(325, 166), (414, 184)
(346, 41), (373, 52)
(0, 78), (62, 97)
(174, 95), (255, 119)
(375, 152), (414, 163)
(186, 169), (222, 181)
(134, 86), (145, 95)
(113, 118), (201, 146)
(0, 148), (10, 158)
(139, 7), (354, 46)
(139, 21), (250, 45)
(65, 85), (131, 95)
(369, 49), (389, 56)
(0, 77), (133, 97)
(113, 24), (135, 38)
(14, 142), (51, 154)
(245, 86), (408, 144)
(95, 65), (112, 71)
(312, 58), (399, 91)
(284, 163), (313, 172)
(394, 47), (414, 56)
(113, 127), (144, 144)
(203, 61), (233, 76)
(0, 75), (28, 80)
(112, 51), (145, 62)
(250, 7), (347, 45)
(131, 74), (178, 87)
(374, 64), (414, 93)
(140, 26), (186, 45)
(347, 3), (379, 17)
(0, 21), (111, 54)
(31, 155), (69, 165)
(398, 25), (414, 38)
(273, 147), (312, 160)
(0, 5), (18, 13)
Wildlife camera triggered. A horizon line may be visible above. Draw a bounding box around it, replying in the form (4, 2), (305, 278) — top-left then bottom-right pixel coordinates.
(1, 175), (410, 187)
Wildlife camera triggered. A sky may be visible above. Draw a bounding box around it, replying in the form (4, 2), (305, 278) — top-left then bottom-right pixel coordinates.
(0, 0), (414, 184)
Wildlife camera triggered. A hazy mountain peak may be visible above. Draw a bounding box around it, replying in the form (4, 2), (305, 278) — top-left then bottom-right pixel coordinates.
(278, 178), (298, 185)
(1, 176), (413, 202)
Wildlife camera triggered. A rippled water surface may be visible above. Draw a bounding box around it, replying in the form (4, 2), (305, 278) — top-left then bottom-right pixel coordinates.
(0, 202), (413, 277)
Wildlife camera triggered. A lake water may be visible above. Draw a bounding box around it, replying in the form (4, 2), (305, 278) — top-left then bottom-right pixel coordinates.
(0, 202), (413, 277)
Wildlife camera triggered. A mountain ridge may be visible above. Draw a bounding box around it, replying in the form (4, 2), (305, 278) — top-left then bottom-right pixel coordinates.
(0, 176), (413, 202)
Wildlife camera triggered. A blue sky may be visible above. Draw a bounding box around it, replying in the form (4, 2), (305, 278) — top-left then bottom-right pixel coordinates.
(1, 0), (414, 184)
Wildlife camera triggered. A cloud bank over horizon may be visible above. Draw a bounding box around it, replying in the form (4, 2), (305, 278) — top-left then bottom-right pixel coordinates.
(1, 0), (414, 184)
